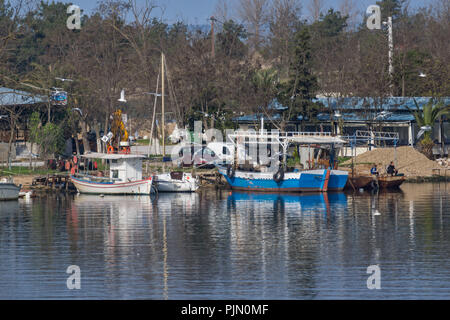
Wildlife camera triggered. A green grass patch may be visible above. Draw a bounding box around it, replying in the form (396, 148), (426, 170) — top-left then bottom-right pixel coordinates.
(0, 166), (61, 176)
(337, 156), (352, 164)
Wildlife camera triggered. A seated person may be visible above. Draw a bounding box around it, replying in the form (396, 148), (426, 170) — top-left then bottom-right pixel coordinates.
(386, 161), (398, 176)
(370, 164), (379, 176)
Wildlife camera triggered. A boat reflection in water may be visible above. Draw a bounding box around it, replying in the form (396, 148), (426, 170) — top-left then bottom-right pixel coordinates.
(227, 191), (347, 216)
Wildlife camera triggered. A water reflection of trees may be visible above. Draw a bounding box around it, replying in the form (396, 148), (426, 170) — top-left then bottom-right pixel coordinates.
(2, 183), (448, 299)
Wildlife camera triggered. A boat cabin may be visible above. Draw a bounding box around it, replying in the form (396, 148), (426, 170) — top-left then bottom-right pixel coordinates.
(80, 152), (145, 182)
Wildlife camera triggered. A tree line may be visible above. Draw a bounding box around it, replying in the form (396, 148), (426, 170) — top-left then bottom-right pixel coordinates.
(0, 0), (448, 158)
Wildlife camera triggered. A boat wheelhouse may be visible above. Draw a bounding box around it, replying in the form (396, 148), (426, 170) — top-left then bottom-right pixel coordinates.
(70, 152), (153, 195)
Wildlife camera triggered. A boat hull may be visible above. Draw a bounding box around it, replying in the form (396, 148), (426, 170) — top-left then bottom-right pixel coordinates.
(218, 168), (348, 192)
(0, 183), (21, 200)
(377, 176), (406, 189)
(70, 176), (153, 195)
(345, 175), (374, 189)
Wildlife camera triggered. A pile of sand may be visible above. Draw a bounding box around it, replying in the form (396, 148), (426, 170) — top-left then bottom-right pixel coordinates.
(341, 146), (445, 177)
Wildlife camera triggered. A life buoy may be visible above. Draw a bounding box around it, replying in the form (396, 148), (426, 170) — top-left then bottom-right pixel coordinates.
(107, 146), (114, 154)
(227, 164), (235, 179)
(273, 166), (284, 183)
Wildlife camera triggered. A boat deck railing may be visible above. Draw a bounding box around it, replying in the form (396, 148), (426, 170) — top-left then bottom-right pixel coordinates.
(227, 131), (347, 148)
(228, 131), (334, 139)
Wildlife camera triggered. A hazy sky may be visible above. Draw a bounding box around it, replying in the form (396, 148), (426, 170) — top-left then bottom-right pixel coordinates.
(63, 0), (435, 25)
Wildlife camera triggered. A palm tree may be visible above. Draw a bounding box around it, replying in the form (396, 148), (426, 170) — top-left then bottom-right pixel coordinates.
(408, 98), (450, 159)
(252, 68), (279, 128)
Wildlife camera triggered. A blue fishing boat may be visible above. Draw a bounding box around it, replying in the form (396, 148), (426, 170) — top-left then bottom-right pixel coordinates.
(217, 131), (349, 192)
(218, 167), (348, 192)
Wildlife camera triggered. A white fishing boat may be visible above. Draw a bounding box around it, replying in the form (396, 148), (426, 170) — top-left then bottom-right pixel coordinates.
(153, 171), (199, 192)
(70, 152), (154, 195)
(0, 177), (22, 200)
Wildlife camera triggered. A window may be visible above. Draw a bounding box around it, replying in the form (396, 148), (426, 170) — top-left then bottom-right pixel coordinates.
(112, 170), (119, 179)
(223, 146), (229, 155)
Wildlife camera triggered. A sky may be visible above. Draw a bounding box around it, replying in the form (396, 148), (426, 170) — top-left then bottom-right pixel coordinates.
(62, 0), (436, 25)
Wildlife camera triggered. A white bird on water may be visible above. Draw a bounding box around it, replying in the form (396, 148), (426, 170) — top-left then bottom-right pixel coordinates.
(373, 209), (381, 216)
(118, 89), (127, 102)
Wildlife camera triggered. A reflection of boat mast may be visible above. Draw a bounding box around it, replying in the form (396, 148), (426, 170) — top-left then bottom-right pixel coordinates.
(162, 214), (169, 300)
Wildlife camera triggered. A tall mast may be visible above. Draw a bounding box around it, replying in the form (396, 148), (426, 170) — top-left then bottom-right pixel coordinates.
(211, 16), (215, 58)
(161, 52), (165, 157)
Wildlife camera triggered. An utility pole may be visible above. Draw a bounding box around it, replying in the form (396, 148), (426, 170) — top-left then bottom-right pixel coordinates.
(367, 5), (394, 96)
(210, 16), (215, 58)
(384, 16), (394, 96)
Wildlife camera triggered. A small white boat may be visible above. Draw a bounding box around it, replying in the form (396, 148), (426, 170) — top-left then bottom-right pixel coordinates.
(18, 190), (34, 198)
(71, 152), (153, 195)
(0, 177), (22, 200)
(154, 171), (199, 192)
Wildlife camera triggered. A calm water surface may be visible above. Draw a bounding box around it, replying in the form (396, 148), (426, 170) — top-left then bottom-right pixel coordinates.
(0, 183), (449, 299)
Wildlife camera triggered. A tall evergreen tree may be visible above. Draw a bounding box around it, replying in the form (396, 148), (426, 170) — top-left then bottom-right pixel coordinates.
(376, 0), (405, 22)
(278, 26), (318, 128)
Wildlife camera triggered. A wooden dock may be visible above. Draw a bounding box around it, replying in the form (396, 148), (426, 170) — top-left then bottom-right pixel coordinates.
(32, 173), (76, 191)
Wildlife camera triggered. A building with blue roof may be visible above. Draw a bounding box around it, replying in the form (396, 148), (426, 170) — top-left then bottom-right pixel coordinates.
(233, 97), (450, 155)
(0, 87), (48, 148)
(0, 87), (48, 106)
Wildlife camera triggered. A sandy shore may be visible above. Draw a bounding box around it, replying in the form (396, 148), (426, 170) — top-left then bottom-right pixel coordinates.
(12, 175), (35, 188)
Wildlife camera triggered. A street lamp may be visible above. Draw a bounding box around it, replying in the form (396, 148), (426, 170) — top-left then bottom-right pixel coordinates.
(333, 110), (342, 118)
(55, 77), (73, 82)
(72, 108), (83, 117)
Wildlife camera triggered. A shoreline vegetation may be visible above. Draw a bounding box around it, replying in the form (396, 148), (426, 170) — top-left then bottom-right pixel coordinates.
(4, 165), (449, 190)
(1, 0), (448, 168)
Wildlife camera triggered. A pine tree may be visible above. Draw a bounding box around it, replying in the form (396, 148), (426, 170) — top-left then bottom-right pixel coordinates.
(279, 26), (318, 126)
(376, 0), (405, 22)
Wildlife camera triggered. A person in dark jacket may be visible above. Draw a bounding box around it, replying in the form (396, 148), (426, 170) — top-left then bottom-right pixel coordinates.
(386, 161), (398, 176)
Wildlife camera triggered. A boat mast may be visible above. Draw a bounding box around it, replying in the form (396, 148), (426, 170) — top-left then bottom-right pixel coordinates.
(147, 73), (160, 158)
(161, 52), (165, 157)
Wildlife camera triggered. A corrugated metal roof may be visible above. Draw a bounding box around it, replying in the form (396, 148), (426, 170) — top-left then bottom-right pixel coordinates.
(233, 97), (449, 123)
(314, 97), (450, 111)
(0, 87), (48, 106)
(317, 112), (415, 122)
